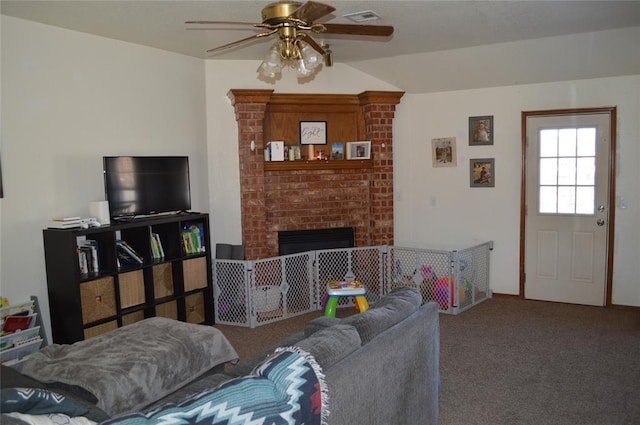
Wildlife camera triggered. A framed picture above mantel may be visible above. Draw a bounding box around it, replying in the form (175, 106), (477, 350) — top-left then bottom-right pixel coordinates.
(299, 121), (327, 145)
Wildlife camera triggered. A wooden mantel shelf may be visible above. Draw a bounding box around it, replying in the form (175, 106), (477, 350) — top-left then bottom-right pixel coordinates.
(264, 159), (373, 171)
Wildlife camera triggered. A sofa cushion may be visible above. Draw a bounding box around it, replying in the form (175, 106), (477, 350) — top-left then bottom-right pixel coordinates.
(293, 324), (361, 369)
(225, 331), (308, 378)
(304, 316), (341, 337)
(305, 287), (421, 344)
(104, 348), (328, 425)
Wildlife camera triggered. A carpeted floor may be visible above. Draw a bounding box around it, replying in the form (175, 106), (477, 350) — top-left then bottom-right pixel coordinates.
(438, 298), (640, 425)
(215, 298), (640, 424)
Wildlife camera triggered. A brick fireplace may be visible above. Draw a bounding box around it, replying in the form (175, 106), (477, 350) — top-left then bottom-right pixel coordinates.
(228, 90), (404, 260)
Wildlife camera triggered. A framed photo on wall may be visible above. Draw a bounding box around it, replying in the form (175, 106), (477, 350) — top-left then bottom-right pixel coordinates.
(346, 141), (371, 159)
(431, 137), (457, 167)
(469, 116), (493, 145)
(300, 121), (327, 145)
(470, 158), (495, 187)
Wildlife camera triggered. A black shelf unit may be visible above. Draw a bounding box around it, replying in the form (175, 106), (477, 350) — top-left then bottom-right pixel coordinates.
(43, 213), (213, 344)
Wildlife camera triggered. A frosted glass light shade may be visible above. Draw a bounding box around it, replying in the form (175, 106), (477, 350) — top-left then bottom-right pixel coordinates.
(257, 43), (283, 78)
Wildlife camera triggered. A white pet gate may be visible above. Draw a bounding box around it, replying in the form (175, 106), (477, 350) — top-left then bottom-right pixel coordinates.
(213, 242), (493, 327)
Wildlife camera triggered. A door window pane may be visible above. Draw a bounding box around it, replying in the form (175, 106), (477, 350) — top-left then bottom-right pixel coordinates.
(576, 157), (595, 185)
(577, 128), (596, 156)
(539, 186), (557, 213)
(539, 158), (558, 185)
(558, 129), (577, 157)
(538, 126), (596, 216)
(557, 158), (576, 185)
(576, 187), (595, 214)
(558, 187), (576, 214)
(540, 129), (558, 157)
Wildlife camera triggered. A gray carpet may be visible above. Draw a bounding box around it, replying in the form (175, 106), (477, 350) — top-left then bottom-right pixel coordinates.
(215, 298), (640, 424)
(438, 298), (640, 425)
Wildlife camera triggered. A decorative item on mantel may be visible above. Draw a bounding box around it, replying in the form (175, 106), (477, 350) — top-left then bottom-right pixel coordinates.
(288, 145), (302, 161)
(265, 141), (285, 161)
(346, 141), (371, 160)
(331, 143), (345, 160)
(300, 121), (327, 145)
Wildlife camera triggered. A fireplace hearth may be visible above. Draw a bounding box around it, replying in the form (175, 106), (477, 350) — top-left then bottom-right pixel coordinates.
(278, 227), (355, 256)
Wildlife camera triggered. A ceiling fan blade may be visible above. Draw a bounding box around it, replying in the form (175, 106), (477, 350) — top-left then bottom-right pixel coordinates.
(290, 1), (336, 23)
(206, 31), (275, 53)
(300, 33), (326, 56)
(186, 20), (259, 26)
(320, 23), (394, 37)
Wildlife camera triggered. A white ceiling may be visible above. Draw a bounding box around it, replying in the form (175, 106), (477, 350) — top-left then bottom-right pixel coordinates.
(3, 1), (640, 92)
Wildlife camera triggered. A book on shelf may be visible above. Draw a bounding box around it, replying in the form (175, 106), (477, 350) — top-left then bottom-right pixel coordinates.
(77, 248), (89, 274)
(116, 240), (144, 268)
(52, 216), (81, 221)
(117, 240), (144, 263)
(0, 326), (42, 351)
(150, 233), (165, 259)
(1, 313), (37, 334)
(0, 298), (45, 365)
(181, 223), (206, 255)
(48, 218), (82, 229)
(1, 300), (35, 321)
(78, 239), (100, 273)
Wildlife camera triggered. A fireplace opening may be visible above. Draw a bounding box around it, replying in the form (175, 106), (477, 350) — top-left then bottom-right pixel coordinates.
(278, 227), (355, 256)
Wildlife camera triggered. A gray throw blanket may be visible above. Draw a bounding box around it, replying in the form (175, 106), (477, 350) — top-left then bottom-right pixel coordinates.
(20, 317), (238, 417)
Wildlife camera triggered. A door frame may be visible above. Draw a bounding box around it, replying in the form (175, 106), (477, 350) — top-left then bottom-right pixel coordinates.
(519, 107), (617, 306)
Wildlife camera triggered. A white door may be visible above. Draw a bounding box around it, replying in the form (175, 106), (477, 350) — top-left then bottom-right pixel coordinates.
(524, 111), (612, 306)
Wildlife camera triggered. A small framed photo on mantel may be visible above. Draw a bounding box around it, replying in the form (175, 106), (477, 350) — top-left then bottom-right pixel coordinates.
(300, 121), (327, 145)
(330, 143), (345, 160)
(346, 141), (371, 160)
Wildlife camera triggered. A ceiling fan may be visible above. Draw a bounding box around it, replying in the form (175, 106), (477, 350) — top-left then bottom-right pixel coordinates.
(186, 1), (394, 78)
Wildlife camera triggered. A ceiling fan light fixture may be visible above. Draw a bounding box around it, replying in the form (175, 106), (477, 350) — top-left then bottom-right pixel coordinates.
(299, 41), (322, 70)
(257, 42), (283, 78)
(296, 57), (314, 77)
(323, 48), (333, 67)
(194, 1), (394, 79)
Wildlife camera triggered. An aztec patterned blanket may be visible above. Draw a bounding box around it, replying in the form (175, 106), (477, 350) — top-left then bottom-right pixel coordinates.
(105, 347), (329, 425)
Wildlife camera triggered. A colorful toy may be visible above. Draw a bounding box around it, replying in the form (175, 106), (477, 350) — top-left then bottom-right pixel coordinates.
(324, 281), (368, 317)
(433, 277), (455, 309)
(458, 278), (473, 305)
(421, 265), (438, 281)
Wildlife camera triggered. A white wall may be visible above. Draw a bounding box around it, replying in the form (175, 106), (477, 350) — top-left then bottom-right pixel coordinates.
(1, 16), (208, 338)
(393, 76), (640, 306)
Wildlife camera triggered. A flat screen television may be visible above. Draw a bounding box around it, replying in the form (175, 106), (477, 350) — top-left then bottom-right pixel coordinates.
(103, 156), (191, 220)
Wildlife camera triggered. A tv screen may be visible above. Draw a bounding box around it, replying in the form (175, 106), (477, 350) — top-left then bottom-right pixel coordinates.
(103, 156), (191, 220)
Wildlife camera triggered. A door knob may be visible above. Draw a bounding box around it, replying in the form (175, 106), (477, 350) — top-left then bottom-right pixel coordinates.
(597, 218), (605, 226)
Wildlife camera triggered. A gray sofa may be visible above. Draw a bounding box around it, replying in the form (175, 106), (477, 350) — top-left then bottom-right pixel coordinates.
(1, 287), (440, 425)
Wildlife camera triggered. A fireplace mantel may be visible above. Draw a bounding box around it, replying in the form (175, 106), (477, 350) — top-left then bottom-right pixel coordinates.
(229, 90), (404, 260)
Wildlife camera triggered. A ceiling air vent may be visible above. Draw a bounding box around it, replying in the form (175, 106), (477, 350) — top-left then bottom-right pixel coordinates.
(343, 10), (382, 23)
